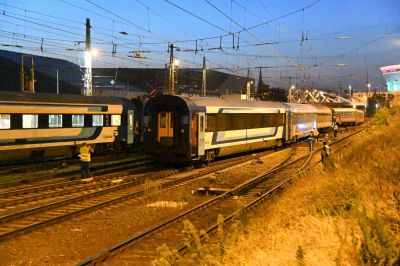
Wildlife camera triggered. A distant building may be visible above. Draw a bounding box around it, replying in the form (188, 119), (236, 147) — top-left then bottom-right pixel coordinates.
(380, 65), (400, 92)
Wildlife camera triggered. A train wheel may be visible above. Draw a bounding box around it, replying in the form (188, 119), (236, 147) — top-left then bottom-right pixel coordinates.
(206, 150), (216, 162)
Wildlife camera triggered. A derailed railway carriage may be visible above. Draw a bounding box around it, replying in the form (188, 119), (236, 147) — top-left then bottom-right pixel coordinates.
(144, 95), (319, 164)
(0, 91), (141, 162)
(144, 95), (284, 163)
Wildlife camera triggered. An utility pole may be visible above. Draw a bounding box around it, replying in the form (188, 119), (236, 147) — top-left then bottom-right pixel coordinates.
(164, 63), (168, 94)
(366, 70), (372, 98)
(55, 69), (59, 94)
(83, 18), (92, 96)
(202, 56), (206, 97)
(167, 43), (175, 95)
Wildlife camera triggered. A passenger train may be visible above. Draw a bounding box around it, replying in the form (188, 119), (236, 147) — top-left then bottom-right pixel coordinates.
(143, 95), (364, 164)
(0, 91), (364, 164)
(0, 91), (141, 162)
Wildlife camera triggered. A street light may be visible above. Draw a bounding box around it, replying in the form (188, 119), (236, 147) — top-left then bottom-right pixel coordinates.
(173, 59), (180, 67)
(246, 80), (253, 100)
(367, 83), (371, 97)
(53, 69), (59, 94)
(289, 85), (295, 103)
(348, 85), (352, 95)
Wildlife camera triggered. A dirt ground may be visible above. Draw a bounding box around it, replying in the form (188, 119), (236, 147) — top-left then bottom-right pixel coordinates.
(0, 146), (302, 265)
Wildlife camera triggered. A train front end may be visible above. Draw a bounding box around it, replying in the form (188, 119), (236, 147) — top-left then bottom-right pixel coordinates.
(143, 95), (192, 164)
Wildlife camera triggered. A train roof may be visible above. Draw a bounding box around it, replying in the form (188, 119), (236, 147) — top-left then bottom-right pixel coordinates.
(0, 90), (134, 105)
(332, 107), (364, 112)
(311, 104), (332, 113)
(184, 96), (286, 109)
(285, 102), (318, 113)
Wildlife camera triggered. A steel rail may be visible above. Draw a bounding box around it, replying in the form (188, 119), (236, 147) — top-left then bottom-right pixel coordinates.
(0, 155), (150, 189)
(77, 129), (363, 265)
(0, 151), (267, 242)
(75, 145), (300, 265)
(177, 128), (364, 256)
(0, 159), (154, 198)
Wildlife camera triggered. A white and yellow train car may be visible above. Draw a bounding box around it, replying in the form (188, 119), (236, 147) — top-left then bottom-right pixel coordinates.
(144, 95), (289, 163)
(0, 91), (140, 162)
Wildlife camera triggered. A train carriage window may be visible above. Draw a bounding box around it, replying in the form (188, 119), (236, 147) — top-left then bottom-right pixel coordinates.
(181, 115), (189, 125)
(49, 114), (62, 128)
(111, 115), (121, 126)
(144, 115), (150, 127)
(206, 115), (216, 132)
(227, 114), (236, 130)
(216, 114), (226, 131)
(92, 115), (103, 126)
(160, 112), (166, 128)
(233, 114), (246, 130)
(0, 114), (10, 129)
(23, 114), (38, 129)
(72, 114), (84, 127)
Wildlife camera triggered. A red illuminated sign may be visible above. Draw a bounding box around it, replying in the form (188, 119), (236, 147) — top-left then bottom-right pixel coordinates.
(380, 65), (400, 74)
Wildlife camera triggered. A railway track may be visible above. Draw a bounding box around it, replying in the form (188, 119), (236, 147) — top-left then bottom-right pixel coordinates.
(74, 144), (303, 265)
(0, 149), (275, 242)
(77, 130), (362, 265)
(0, 155), (151, 189)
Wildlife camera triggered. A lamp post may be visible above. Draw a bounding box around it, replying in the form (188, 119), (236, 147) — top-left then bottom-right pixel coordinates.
(289, 85), (295, 103)
(54, 69), (59, 94)
(367, 83), (371, 98)
(246, 80), (253, 100)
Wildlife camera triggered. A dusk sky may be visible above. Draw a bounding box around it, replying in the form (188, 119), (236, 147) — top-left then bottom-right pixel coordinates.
(0, 0), (399, 90)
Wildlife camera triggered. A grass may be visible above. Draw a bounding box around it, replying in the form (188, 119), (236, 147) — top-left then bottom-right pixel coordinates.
(158, 101), (400, 265)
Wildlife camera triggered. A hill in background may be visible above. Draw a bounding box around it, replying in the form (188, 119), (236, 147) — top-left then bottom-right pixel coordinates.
(0, 50), (253, 96)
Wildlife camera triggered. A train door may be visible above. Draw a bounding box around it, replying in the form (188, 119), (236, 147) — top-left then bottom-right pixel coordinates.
(198, 112), (205, 156)
(191, 113), (198, 156)
(127, 110), (134, 144)
(157, 111), (174, 145)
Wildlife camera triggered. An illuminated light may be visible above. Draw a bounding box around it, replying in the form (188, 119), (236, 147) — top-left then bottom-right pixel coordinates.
(380, 65), (400, 74)
(367, 83), (371, 89)
(173, 59), (180, 66)
(91, 48), (99, 56)
(297, 123), (307, 130)
(375, 104), (379, 109)
(291, 85), (295, 89)
(352, 104), (356, 109)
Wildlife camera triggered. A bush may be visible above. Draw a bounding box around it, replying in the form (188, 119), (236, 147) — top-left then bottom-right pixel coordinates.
(357, 209), (400, 265)
(373, 107), (389, 125)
